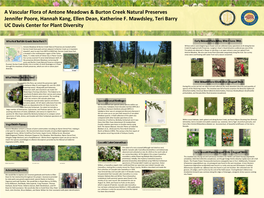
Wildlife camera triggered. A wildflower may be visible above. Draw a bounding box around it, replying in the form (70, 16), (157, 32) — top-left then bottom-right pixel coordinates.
(237, 179), (243, 186)
(110, 77), (112, 80)
(119, 80), (121, 84)
(201, 32), (203, 36)
(240, 63), (244, 74)
(189, 135), (192, 139)
(245, 105), (248, 108)
(192, 133), (195, 137)
(53, 1), (60, 7)
(208, 102), (212, 107)
(151, 137), (154, 140)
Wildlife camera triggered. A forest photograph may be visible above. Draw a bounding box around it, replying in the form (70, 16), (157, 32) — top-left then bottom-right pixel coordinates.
(94, 41), (171, 94)
(63, 81), (80, 118)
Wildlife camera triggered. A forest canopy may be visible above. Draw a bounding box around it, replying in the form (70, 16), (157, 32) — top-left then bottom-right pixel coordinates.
(94, 41), (171, 65)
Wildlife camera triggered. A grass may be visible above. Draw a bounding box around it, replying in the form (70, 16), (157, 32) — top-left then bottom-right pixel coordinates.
(63, 103), (80, 118)
(94, 64), (171, 94)
(204, 97), (217, 115)
(241, 97), (253, 115)
(151, 128), (168, 142)
(239, 129), (251, 146)
(142, 170), (169, 188)
(187, 129), (199, 146)
(191, 59), (203, 76)
(32, 151), (55, 161)
(223, 97), (235, 115)
(204, 129), (216, 146)
(184, 97), (198, 115)
(2, 0), (264, 6)
(5, 148), (29, 161)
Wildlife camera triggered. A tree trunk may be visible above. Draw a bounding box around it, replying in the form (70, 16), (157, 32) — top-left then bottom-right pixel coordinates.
(153, 42), (162, 68)
(134, 41), (138, 68)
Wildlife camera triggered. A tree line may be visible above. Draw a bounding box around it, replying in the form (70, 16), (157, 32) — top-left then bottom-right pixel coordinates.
(64, 82), (80, 103)
(5, 145), (28, 149)
(94, 41), (171, 65)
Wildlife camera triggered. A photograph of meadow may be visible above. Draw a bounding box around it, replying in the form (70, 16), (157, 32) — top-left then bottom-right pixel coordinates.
(184, 97), (198, 116)
(98, 146), (121, 161)
(63, 81), (80, 118)
(187, 129), (199, 147)
(234, 177), (248, 195)
(223, 97), (235, 115)
(142, 170), (169, 188)
(241, 97), (253, 115)
(235, 58), (248, 77)
(5, 145), (29, 161)
(32, 145), (55, 161)
(212, 58), (226, 77)
(239, 129), (251, 146)
(213, 177), (225, 195)
(189, 177), (203, 195)
(222, 129), (233, 146)
(204, 129), (216, 146)
(204, 97), (217, 115)
(151, 128), (168, 143)
(94, 41), (171, 94)
(58, 146), (81, 161)
(191, 58), (203, 77)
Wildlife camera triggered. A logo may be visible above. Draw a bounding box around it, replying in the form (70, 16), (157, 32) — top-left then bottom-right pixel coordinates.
(241, 10), (258, 26)
(219, 10), (236, 26)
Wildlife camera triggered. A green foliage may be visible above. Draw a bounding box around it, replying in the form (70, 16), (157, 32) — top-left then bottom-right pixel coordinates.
(224, 97), (235, 115)
(222, 129), (233, 146)
(5, 147), (29, 161)
(235, 177), (248, 195)
(239, 129), (251, 146)
(189, 177), (203, 194)
(64, 103), (80, 118)
(32, 151), (55, 161)
(94, 65), (171, 94)
(98, 146), (121, 161)
(58, 146), (81, 161)
(151, 128), (168, 142)
(2, 0), (264, 7)
(204, 97), (217, 115)
(187, 130), (199, 146)
(147, 101), (163, 113)
(213, 177), (225, 194)
(184, 97), (198, 115)
(142, 170), (169, 188)
(241, 97), (253, 115)
(191, 59), (203, 76)
(204, 129), (216, 146)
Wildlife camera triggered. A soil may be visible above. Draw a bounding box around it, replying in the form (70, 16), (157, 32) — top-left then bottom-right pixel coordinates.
(212, 58), (226, 77)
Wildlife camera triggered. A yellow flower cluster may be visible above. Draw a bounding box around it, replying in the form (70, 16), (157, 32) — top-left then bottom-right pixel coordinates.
(236, 180), (246, 193)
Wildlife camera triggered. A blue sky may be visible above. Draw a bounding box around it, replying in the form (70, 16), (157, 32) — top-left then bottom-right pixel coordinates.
(63, 81), (80, 92)
(115, 41), (161, 55)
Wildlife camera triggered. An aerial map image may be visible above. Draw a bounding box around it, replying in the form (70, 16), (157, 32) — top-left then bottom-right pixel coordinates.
(63, 53), (79, 71)
(5, 47), (22, 62)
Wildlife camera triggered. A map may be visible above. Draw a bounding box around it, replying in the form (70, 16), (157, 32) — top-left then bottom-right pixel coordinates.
(5, 47), (22, 62)
(63, 54), (79, 69)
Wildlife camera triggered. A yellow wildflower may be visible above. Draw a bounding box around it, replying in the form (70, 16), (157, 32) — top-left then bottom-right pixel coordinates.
(237, 179), (243, 186)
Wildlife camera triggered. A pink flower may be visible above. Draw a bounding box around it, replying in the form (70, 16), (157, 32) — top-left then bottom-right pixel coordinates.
(110, 77), (112, 81)
(53, 1), (60, 7)
(240, 64), (244, 74)
(192, 133), (195, 137)
(189, 135), (192, 139)
(119, 80), (121, 83)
